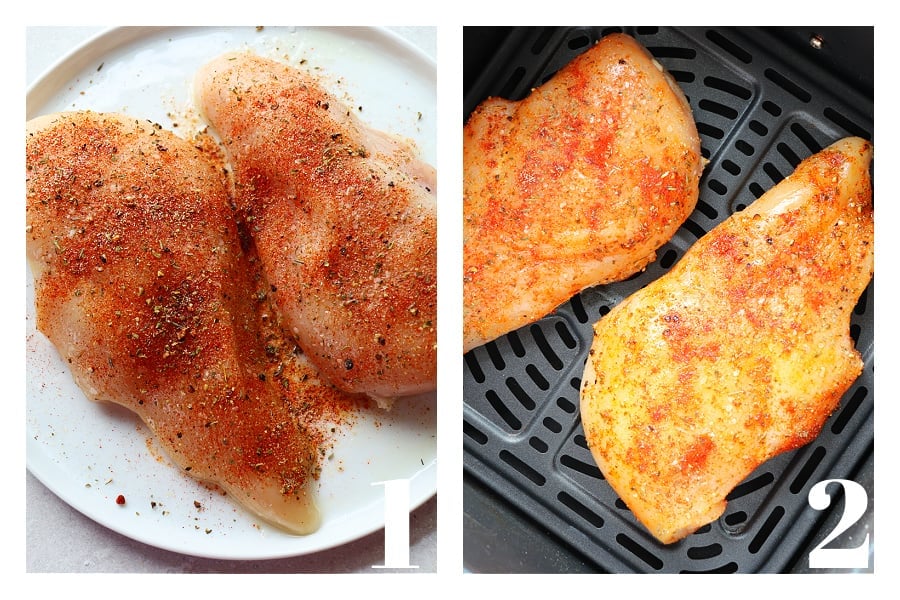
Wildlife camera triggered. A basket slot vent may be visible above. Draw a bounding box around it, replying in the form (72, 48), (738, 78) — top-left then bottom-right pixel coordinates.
(724, 511), (747, 526)
(557, 396), (577, 414)
(704, 75), (752, 100)
(570, 293), (589, 324)
(463, 419), (488, 445)
(721, 158), (741, 175)
(615, 498), (629, 510)
(705, 29), (752, 64)
(697, 121), (725, 140)
(525, 364), (550, 391)
(560, 454), (603, 479)
(635, 26), (659, 36)
(776, 142), (802, 168)
(748, 505), (786, 553)
(573, 434), (589, 449)
(567, 34), (591, 51)
(749, 182), (765, 199)
(681, 561), (739, 574)
(507, 330), (526, 357)
(530, 436), (549, 453)
(530, 28), (555, 55)
(486, 389), (522, 430)
(726, 471), (775, 500)
(668, 70), (695, 84)
(682, 218), (708, 240)
(762, 100), (782, 116)
(824, 107), (872, 140)
(506, 377), (536, 410)
(485, 341), (506, 371)
(568, 377), (581, 392)
(854, 286), (869, 316)
(659, 248), (678, 269)
(707, 178), (728, 196)
(559, 491), (605, 528)
(554, 321), (577, 349)
(790, 122), (822, 153)
(616, 533), (664, 570)
(687, 542), (724, 560)
(648, 46), (697, 60)
(542, 416), (562, 433)
(699, 98), (739, 120)
(830, 385), (867, 435)
(850, 323), (861, 345)
(735, 139), (755, 156)
(764, 68), (811, 102)
(531, 325), (564, 370)
(699, 196), (721, 219)
(749, 119), (768, 136)
(762, 162), (785, 185)
(789, 445), (826, 494)
(464, 351), (485, 384)
(499, 449), (545, 486)
(500, 66), (527, 100)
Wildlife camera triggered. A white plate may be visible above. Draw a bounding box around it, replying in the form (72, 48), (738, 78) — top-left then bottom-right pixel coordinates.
(25, 26), (437, 561)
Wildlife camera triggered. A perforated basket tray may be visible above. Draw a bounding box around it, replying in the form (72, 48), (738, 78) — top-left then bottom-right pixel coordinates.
(462, 26), (874, 574)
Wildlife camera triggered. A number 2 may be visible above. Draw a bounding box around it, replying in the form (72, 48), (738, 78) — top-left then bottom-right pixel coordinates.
(807, 478), (870, 569)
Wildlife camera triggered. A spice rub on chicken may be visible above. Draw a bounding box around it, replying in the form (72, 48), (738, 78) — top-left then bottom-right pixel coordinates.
(579, 137), (874, 544)
(195, 52), (437, 402)
(26, 111), (357, 535)
(463, 33), (703, 352)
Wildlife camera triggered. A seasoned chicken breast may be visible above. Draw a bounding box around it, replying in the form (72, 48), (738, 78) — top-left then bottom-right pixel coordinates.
(463, 33), (702, 352)
(579, 137), (874, 544)
(195, 52), (437, 402)
(25, 111), (354, 535)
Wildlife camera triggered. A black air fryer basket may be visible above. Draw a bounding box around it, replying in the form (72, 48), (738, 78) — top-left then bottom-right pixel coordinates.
(462, 26), (874, 574)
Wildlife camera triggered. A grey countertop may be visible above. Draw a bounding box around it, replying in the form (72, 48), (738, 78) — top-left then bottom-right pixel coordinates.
(25, 25), (437, 574)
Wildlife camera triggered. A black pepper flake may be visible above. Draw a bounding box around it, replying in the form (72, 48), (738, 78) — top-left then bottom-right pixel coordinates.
(344, 358), (354, 370)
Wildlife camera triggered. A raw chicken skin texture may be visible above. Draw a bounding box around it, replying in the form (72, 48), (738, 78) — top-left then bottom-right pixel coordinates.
(579, 137), (874, 544)
(25, 112), (358, 535)
(463, 33), (702, 352)
(195, 52), (437, 401)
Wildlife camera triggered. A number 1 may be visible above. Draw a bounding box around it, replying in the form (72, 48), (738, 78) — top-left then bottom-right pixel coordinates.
(372, 478), (418, 569)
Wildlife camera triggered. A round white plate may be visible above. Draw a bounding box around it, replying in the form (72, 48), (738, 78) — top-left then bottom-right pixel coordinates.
(25, 26), (437, 561)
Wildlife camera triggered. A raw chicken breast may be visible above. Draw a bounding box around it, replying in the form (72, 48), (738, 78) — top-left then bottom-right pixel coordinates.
(195, 52), (437, 401)
(26, 111), (354, 534)
(579, 137), (874, 544)
(463, 33), (703, 352)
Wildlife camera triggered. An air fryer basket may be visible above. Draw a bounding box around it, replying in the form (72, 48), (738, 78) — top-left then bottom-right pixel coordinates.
(462, 26), (874, 574)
